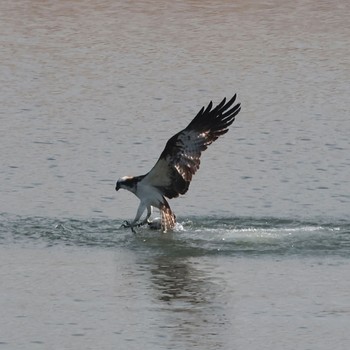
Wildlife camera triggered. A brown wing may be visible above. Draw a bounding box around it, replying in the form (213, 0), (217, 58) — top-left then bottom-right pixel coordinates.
(160, 200), (176, 233)
(143, 95), (241, 198)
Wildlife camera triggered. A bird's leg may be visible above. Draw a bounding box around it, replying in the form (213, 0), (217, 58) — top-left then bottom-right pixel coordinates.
(121, 202), (146, 233)
(129, 206), (153, 229)
(139, 206), (153, 226)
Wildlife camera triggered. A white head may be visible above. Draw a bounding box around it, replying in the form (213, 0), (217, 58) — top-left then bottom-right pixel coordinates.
(115, 176), (137, 193)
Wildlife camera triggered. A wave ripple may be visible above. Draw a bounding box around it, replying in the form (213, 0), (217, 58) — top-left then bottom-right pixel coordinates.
(1, 214), (349, 257)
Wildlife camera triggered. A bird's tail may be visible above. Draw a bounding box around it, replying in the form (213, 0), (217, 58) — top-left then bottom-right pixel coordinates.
(160, 200), (176, 233)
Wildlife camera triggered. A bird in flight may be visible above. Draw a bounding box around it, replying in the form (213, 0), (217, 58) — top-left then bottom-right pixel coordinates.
(116, 94), (241, 233)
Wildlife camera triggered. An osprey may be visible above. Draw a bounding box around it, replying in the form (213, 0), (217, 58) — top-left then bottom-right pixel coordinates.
(116, 95), (241, 233)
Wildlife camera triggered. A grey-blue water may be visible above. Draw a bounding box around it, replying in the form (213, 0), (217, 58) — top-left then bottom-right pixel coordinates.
(1, 0), (350, 349)
(2, 214), (350, 258)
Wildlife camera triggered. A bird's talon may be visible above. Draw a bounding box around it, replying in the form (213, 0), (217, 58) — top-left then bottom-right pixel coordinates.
(136, 220), (149, 227)
(121, 221), (131, 228)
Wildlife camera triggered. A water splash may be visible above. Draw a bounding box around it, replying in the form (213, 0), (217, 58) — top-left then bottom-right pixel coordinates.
(0, 213), (349, 257)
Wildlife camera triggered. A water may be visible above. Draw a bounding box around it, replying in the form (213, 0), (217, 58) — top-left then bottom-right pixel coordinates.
(2, 214), (350, 258)
(1, 215), (350, 349)
(1, 0), (350, 349)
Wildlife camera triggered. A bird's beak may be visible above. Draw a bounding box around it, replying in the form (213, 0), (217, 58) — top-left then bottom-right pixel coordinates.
(115, 183), (120, 191)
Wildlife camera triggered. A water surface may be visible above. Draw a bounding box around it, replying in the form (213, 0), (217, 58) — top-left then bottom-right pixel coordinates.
(1, 0), (350, 349)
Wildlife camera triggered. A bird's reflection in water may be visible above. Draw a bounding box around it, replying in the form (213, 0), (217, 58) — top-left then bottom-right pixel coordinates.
(150, 255), (228, 349)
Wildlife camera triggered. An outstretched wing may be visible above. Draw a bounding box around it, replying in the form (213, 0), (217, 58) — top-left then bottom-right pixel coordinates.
(143, 95), (241, 199)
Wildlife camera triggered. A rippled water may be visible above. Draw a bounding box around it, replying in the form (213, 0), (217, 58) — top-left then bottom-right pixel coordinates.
(1, 214), (350, 349)
(2, 214), (350, 257)
(1, 0), (350, 221)
(1, 0), (350, 349)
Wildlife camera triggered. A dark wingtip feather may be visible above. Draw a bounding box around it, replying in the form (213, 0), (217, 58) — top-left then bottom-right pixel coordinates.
(203, 101), (213, 115)
(187, 94), (240, 131)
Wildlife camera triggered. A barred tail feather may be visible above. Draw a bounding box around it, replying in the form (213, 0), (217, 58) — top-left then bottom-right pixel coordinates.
(160, 202), (176, 233)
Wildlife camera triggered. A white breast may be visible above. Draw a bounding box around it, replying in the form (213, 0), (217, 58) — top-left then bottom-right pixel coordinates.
(136, 182), (164, 208)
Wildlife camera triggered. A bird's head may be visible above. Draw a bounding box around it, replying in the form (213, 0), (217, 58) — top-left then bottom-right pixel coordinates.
(115, 176), (137, 193)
